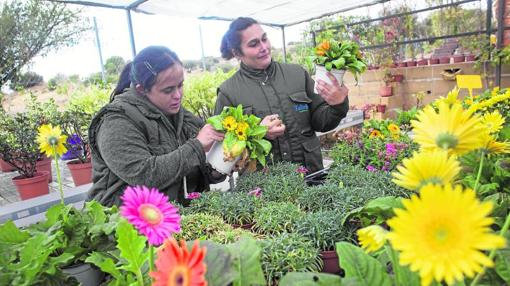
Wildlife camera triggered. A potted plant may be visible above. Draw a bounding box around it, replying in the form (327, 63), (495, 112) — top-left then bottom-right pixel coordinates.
(252, 202), (303, 235)
(311, 39), (367, 91)
(207, 105), (272, 174)
(429, 57), (440, 65)
(379, 70), (393, 97)
(0, 112), (49, 200)
(453, 48), (466, 63)
(294, 210), (357, 274)
(376, 103), (387, 113)
(260, 232), (322, 284)
(296, 184), (345, 213)
(60, 110), (93, 186)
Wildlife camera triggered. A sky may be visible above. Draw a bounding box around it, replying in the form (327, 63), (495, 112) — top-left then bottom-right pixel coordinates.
(31, 5), (307, 80)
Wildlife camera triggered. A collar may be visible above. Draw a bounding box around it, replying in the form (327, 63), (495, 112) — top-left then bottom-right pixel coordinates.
(240, 60), (276, 85)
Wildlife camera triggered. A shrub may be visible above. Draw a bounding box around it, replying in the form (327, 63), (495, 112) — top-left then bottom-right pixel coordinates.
(296, 183), (345, 212)
(253, 202), (303, 235)
(184, 191), (224, 217)
(9, 71), (43, 89)
(208, 228), (254, 244)
(260, 233), (322, 284)
(173, 213), (232, 242)
(294, 210), (357, 251)
(218, 191), (262, 225)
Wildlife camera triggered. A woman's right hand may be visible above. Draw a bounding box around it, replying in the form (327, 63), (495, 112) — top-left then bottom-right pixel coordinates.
(197, 124), (224, 152)
(260, 114), (285, 140)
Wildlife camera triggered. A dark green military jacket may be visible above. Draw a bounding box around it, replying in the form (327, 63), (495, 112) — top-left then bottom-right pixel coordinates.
(215, 61), (349, 173)
(88, 88), (221, 206)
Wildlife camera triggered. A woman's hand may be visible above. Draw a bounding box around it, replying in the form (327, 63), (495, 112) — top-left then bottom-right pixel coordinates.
(197, 124), (224, 152)
(260, 114), (285, 140)
(315, 72), (349, 106)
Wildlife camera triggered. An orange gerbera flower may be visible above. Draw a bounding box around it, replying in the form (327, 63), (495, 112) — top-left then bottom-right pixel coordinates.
(369, 129), (383, 139)
(151, 239), (207, 286)
(320, 40), (330, 51)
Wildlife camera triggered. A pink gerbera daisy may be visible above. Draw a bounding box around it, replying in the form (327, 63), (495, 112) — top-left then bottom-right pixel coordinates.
(120, 185), (181, 246)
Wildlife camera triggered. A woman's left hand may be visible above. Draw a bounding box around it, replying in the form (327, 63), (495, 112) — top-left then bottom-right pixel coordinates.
(315, 72), (349, 106)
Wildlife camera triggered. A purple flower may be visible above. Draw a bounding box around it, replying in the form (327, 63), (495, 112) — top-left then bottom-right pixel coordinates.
(67, 134), (82, 146)
(386, 143), (397, 157)
(185, 192), (201, 200)
(366, 165), (377, 172)
(296, 166), (309, 175)
(248, 187), (262, 197)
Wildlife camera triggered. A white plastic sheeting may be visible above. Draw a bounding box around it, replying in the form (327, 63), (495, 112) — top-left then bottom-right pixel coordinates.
(55, 0), (387, 26)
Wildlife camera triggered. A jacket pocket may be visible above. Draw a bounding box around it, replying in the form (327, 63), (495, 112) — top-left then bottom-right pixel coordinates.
(288, 91), (313, 133)
(302, 135), (323, 173)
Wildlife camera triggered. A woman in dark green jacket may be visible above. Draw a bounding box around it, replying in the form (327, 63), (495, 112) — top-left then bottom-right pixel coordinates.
(88, 46), (225, 206)
(215, 17), (350, 173)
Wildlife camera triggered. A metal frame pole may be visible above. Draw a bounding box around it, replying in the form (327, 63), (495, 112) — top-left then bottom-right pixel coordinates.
(93, 16), (106, 84)
(281, 26), (287, 63)
(126, 9), (136, 58)
(199, 22), (207, 71)
(496, 0), (505, 86)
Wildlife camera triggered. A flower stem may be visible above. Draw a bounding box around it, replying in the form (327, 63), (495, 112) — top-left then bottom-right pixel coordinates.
(52, 147), (64, 205)
(473, 152), (485, 192)
(470, 212), (510, 286)
(149, 245), (155, 273)
(385, 244), (400, 286)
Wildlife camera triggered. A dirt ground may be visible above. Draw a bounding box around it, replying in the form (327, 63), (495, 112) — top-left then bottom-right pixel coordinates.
(2, 84), (71, 114)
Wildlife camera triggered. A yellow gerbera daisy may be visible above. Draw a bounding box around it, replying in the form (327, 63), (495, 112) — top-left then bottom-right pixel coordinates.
(222, 116), (237, 132)
(436, 87), (460, 106)
(369, 129), (383, 139)
(480, 132), (510, 154)
(236, 122), (249, 141)
(357, 225), (387, 253)
(37, 124), (67, 158)
(392, 150), (461, 191)
(387, 123), (400, 134)
(411, 102), (485, 155)
(482, 110), (505, 134)
(387, 184), (506, 286)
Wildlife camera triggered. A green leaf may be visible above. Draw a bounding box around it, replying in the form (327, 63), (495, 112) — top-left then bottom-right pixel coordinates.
(385, 245), (420, 286)
(495, 249), (510, 283)
(198, 241), (237, 286)
(85, 252), (123, 281)
(325, 62), (333, 71)
(207, 115), (224, 131)
(336, 242), (392, 286)
(233, 104), (244, 121)
(249, 125), (268, 139)
(363, 196), (403, 219)
(84, 200), (107, 225)
(43, 204), (67, 227)
(279, 272), (343, 286)
(332, 57), (345, 69)
(0, 220), (29, 249)
(116, 219), (148, 275)
(228, 236), (265, 286)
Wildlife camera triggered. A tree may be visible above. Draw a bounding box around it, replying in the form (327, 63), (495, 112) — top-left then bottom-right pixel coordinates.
(104, 56), (126, 76)
(0, 0), (88, 87)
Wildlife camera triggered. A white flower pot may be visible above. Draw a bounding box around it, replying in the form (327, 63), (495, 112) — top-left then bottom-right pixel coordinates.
(206, 141), (241, 175)
(314, 65), (346, 94)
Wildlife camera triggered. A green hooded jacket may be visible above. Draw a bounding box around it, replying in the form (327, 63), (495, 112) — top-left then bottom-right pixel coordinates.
(215, 61), (349, 173)
(88, 88), (222, 206)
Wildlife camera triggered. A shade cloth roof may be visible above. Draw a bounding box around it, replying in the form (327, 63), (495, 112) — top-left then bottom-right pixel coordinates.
(54, 0), (388, 27)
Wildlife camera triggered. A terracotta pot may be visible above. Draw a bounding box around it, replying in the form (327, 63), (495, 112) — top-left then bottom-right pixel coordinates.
(417, 58), (428, 66)
(453, 55), (465, 63)
(0, 159), (14, 172)
(67, 160), (92, 186)
(12, 171), (50, 200)
(320, 250), (342, 274)
(376, 104), (386, 113)
(439, 57), (451, 64)
(36, 157), (53, 183)
(406, 60), (417, 67)
(392, 74), (404, 83)
(466, 54), (476, 61)
(397, 62), (407, 68)
(429, 58), (440, 65)
(379, 86), (393, 97)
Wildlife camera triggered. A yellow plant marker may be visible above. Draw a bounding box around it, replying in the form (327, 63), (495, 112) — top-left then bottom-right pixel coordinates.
(456, 75), (482, 97)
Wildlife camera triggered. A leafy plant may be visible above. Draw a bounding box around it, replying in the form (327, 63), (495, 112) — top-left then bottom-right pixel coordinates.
(218, 191), (262, 225)
(296, 183), (345, 212)
(173, 213), (233, 242)
(252, 202), (303, 235)
(294, 210), (357, 251)
(182, 69), (235, 121)
(311, 39), (367, 79)
(260, 232), (322, 284)
(208, 104), (272, 166)
(184, 191), (224, 217)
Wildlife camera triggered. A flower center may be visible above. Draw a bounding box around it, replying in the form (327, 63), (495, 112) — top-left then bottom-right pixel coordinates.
(48, 136), (58, 146)
(168, 266), (189, 286)
(435, 133), (458, 150)
(138, 204), (163, 225)
(434, 227), (449, 243)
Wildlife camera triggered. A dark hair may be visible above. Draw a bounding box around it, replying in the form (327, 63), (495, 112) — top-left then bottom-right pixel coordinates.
(220, 17), (258, 60)
(111, 46), (182, 98)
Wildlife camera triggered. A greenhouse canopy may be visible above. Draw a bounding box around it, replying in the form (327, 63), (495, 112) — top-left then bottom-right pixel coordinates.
(54, 0), (387, 27)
